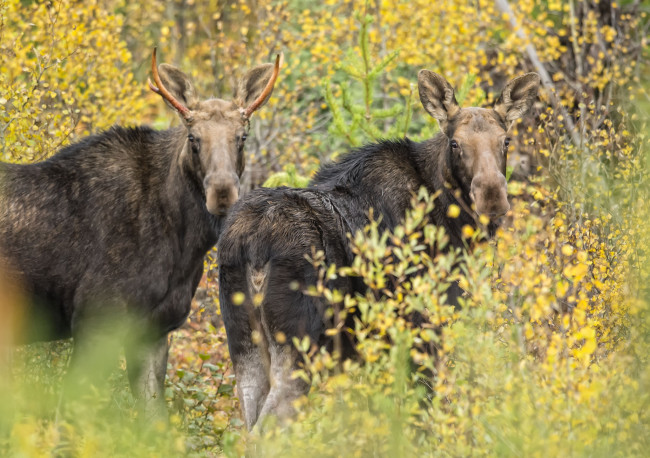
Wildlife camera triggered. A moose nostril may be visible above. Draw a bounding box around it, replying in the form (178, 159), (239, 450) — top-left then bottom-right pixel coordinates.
(204, 173), (240, 215)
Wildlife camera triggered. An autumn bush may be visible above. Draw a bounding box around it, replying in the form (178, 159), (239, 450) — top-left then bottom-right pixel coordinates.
(0, 0), (149, 163)
(1, 0), (649, 456)
(244, 187), (648, 456)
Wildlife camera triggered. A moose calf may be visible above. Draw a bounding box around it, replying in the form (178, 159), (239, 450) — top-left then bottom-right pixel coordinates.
(218, 71), (540, 429)
(0, 49), (280, 418)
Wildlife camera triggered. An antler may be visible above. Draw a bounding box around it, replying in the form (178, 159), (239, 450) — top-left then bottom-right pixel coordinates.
(242, 53), (282, 119)
(148, 48), (193, 120)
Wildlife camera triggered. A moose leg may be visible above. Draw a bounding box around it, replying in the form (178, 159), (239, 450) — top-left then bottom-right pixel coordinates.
(252, 260), (325, 429)
(125, 335), (169, 420)
(233, 349), (270, 431)
(65, 313), (124, 396)
(255, 342), (308, 429)
(57, 316), (124, 423)
(221, 263), (272, 430)
(224, 305), (270, 430)
(446, 280), (463, 309)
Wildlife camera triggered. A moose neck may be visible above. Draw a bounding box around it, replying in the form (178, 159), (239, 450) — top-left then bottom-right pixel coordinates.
(310, 136), (478, 248)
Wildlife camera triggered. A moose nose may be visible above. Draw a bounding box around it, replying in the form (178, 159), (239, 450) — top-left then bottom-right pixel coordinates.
(485, 206), (510, 219)
(204, 173), (240, 216)
(470, 174), (509, 219)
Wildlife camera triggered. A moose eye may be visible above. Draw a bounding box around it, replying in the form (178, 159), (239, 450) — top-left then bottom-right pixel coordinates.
(504, 138), (511, 148)
(237, 133), (247, 150)
(187, 134), (200, 154)
(450, 140), (459, 149)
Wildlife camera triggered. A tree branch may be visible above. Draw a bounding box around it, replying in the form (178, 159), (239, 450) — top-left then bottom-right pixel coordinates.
(495, 0), (582, 147)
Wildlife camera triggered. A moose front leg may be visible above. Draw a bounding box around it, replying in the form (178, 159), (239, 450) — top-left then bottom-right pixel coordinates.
(125, 334), (169, 421)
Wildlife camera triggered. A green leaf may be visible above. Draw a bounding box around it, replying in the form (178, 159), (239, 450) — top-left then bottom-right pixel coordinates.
(368, 49), (400, 81)
(217, 384), (234, 395)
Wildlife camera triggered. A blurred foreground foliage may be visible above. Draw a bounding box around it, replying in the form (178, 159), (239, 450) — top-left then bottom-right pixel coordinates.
(1, 0), (649, 456)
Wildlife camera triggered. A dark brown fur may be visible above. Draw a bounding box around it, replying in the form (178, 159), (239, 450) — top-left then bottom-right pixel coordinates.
(218, 72), (540, 429)
(0, 54), (279, 418)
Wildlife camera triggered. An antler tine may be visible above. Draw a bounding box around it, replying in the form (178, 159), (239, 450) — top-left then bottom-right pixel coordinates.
(148, 48), (193, 120)
(243, 53), (283, 119)
(148, 79), (161, 94)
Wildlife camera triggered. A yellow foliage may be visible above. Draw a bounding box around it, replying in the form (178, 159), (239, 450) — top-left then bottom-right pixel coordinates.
(1, 0), (648, 455)
(0, 0), (148, 163)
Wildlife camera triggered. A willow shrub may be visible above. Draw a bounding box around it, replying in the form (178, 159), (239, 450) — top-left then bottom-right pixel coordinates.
(1, 0), (648, 455)
(0, 0), (148, 163)
(242, 175), (649, 456)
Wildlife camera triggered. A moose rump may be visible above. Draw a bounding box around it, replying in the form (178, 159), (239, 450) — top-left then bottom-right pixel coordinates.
(219, 187), (360, 430)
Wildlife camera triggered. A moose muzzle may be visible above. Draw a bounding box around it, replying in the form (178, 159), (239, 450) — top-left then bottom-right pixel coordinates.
(204, 173), (240, 216)
(470, 172), (509, 219)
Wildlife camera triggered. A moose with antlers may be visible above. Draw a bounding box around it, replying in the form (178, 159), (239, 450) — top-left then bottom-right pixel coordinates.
(0, 49), (281, 417)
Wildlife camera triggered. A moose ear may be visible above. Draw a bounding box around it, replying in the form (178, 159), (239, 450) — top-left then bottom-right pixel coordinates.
(234, 63), (277, 111)
(156, 64), (200, 111)
(418, 70), (460, 132)
(494, 73), (540, 127)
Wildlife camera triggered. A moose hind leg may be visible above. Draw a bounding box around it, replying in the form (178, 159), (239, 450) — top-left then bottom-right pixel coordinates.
(234, 349), (270, 431)
(255, 343), (308, 429)
(253, 259), (324, 428)
(125, 335), (169, 420)
(221, 263), (271, 430)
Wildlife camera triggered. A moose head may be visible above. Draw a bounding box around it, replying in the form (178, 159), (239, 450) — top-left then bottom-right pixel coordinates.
(418, 71), (540, 219)
(149, 49), (281, 216)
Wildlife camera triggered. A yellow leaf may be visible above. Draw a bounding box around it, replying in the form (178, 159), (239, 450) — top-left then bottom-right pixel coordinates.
(447, 204), (460, 218)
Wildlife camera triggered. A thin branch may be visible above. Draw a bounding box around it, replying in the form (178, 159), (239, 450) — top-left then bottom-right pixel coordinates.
(494, 0), (582, 147)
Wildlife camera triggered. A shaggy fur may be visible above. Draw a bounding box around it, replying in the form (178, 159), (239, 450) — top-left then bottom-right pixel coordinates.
(218, 72), (540, 430)
(0, 54), (279, 418)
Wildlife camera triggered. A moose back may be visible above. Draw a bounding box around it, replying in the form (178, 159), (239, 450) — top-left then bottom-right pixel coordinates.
(218, 71), (540, 430)
(0, 50), (280, 417)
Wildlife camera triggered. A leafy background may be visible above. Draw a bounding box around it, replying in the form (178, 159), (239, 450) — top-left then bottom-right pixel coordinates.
(0, 0), (649, 456)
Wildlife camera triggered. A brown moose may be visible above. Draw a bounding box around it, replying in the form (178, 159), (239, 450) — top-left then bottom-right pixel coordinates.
(217, 71), (540, 429)
(0, 49), (281, 418)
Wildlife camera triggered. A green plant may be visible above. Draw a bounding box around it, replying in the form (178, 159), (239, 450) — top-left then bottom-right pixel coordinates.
(262, 163), (310, 188)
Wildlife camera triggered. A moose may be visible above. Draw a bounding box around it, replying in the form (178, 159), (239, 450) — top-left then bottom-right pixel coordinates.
(218, 70), (540, 429)
(0, 49), (280, 417)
